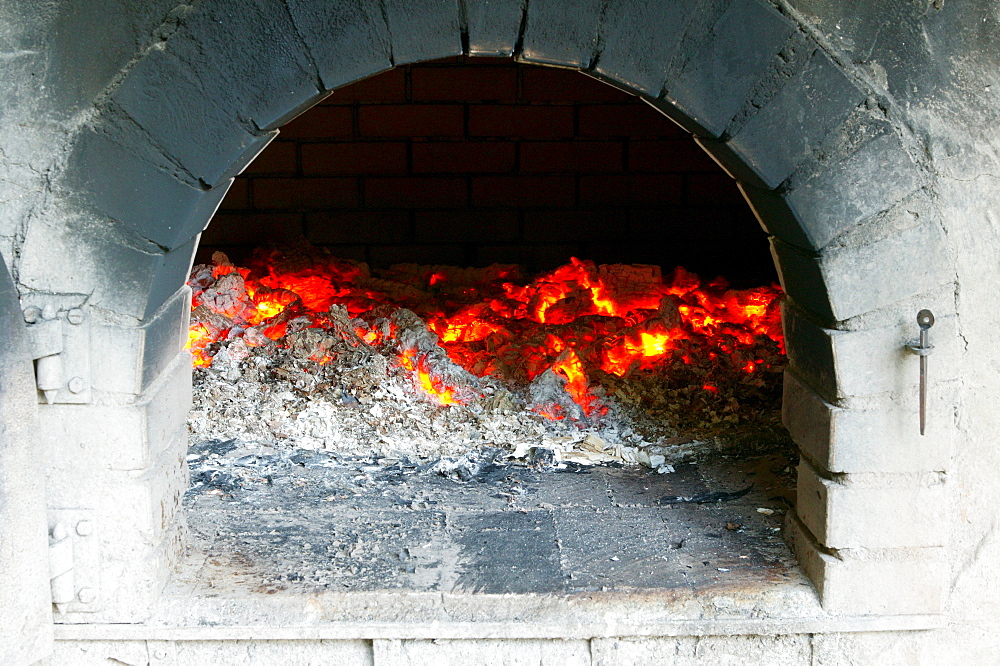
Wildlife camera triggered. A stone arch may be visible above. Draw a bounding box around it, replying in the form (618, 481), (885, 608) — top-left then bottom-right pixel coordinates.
(18, 0), (956, 615)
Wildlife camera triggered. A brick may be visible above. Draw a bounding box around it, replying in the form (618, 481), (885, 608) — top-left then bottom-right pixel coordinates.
(595, 0), (698, 96)
(285, 0), (392, 90)
(306, 211), (410, 244)
(796, 460), (947, 549)
(522, 68), (633, 103)
(365, 176), (467, 208)
(578, 103), (686, 138)
(280, 106), (354, 139)
(521, 0), (603, 68)
(666, 1), (795, 138)
(383, 0), (462, 65)
(524, 210), (626, 242)
(324, 67), (406, 104)
(469, 105), (574, 139)
(472, 175), (575, 207)
(369, 244), (467, 267)
(243, 141), (297, 175)
(686, 173), (743, 205)
(520, 141), (623, 173)
(302, 141), (408, 175)
(219, 178), (249, 210)
(783, 369), (953, 474)
(411, 66), (518, 101)
(253, 177), (358, 209)
(202, 212), (305, 245)
(465, 0), (523, 56)
(785, 513), (945, 615)
(727, 50), (866, 189)
(628, 139), (718, 172)
(579, 174), (683, 206)
(415, 211), (519, 242)
(63, 126), (233, 250)
(359, 105), (465, 137)
(412, 141), (516, 173)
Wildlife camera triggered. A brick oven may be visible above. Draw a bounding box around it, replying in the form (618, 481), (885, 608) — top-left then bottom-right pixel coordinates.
(1, 1), (997, 664)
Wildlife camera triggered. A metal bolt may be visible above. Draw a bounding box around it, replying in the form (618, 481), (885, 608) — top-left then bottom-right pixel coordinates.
(67, 308), (84, 325)
(68, 377), (86, 394)
(75, 520), (93, 537)
(22, 306), (41, 324)
(77, 587), (96, 604)
(42, 303), (57, 320)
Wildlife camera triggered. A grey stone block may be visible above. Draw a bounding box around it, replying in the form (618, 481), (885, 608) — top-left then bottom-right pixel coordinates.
(62, 126), (233, 251)
(783, 370), (954, 474)
(145, 234), (200, 320)
(591, 635), (812, 665)
(521, 0), (603, 68)
(594, 0), (698, 96)
(797, 460), (947, 549)
(770, 238), (834, 322)
(111, 48), (270, 187)
(287, 0), (393, 90)
(666, 1), (794, 138)
(785, 513), (944, 615)
(373, 638), (591, 665)
(727, 49), (865, 189)
(155, 0), (322, 131)
(383, 0), (463, 65)
(739, 182), (815, 249)
(465, 0), (524, 56)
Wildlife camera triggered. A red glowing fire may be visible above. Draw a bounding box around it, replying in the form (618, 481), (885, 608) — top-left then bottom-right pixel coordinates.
(186, 250), (783, 418)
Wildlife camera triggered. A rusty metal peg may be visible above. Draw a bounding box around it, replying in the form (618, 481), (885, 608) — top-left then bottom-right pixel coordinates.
(906, 309), (935, 435)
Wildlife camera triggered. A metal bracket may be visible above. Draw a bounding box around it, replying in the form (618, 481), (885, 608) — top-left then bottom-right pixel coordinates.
(48, 508), (100, 615)
(23, 303), (91, 404)
(905, 309), (935, 435)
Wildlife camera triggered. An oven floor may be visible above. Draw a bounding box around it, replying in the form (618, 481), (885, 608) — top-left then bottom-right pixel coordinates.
(177, 446), (799, 595)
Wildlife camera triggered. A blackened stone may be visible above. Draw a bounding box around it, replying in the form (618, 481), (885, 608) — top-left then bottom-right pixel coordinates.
(146, 234), (201, 319)
(452, 510), (563, 593)
(595, 0), (699, 96)
(781, 301), (838, 401)
(164, 0), (323, 131)
(110, 48), (268, 187)
(465, 0), (524, 56)
(666, 1), (795, 138)
(521, 0), (603, 68)
(770, 238), (835, 323)
(287, 0), (393, 90)
(62, 126), (232, 251)
(726, 49), (866, 189)
(739, 182), (814, 250)
(383, 0), (463, 65)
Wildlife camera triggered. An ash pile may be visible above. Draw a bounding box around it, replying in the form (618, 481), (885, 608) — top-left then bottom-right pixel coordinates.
(186, 242), (791, 481)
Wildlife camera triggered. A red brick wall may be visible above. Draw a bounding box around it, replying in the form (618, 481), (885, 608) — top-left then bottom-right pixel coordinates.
(203, 57), (772, 284)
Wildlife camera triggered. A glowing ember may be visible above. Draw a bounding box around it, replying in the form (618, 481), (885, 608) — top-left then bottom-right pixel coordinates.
(187, 246), (783, 417)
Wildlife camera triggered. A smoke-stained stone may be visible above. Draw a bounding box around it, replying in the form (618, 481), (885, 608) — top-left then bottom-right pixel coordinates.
(594, 0), (698, 96)
(287, 0), (393, 90)
(465, 0), (524, 56)
(61, 126), (232, 251)
(145, 234), (200, 319)
(770, 239), (834, 323)
(163, 0), (323, 131)
(383, 0), (462, 65)
(726, 49), (865, 189)
(666, 1), (794, 138)
(781, 302), (838, 400)
(739, 182), (814, 249)
(521, 0), (603, 68)
(110, 48), (266, 187)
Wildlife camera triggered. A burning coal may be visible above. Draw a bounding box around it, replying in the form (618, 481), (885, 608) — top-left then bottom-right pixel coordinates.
(186, 242), (783, 427)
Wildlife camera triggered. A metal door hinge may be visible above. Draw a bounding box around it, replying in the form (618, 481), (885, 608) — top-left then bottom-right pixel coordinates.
(48, 509), (100, 615)
(23, 303), (91, 404)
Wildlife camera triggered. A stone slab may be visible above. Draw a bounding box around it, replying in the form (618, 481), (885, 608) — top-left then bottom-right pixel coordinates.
(521, 0), (603, 68)
(383, 0), (463, 65)
(465, 0), (524, 56)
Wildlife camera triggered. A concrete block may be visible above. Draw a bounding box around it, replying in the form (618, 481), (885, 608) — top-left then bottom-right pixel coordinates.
(665, 1), (794, 138)
(113, 48), (273, 187)
(796, 460), (947, 549)
(783, 370), (953, 474)
(727, 50), (865, 189)
(592, 635), (811, 665)
(782, 303), (961, 400)
(521, 0), (603, 68)
(383, 0), (462, 65)
(466, 0), (524, 56)
(785, 513), (944, 615)
(287, 0), (393, 91)
(62, 126), (232, 251)
(594, 0), (698, 96)
(91, 286), (190, 395)
(373, 638), (591, 665)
